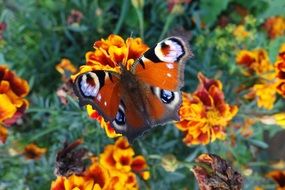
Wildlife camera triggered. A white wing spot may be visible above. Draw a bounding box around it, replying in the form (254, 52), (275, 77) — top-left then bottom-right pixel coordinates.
(166, 63), (174, 69)
(155, 39), (184, 63)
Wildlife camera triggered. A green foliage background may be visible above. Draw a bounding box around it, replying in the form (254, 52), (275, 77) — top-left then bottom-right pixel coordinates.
(1, 0), (285, 189)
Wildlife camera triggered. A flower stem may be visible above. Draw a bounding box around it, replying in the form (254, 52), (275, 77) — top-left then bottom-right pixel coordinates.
(134, 7), (144, 38)
(114, 0), (129, 34)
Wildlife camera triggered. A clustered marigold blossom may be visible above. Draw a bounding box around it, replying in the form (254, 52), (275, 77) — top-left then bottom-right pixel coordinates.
(56, 58), (78, 77)
(0, 65), (30, 143)
(275, 44), (285, 97)
(23, 143), (47, 160)
(51, 137), (150, 190)
(266, 170), (285, 190)
(263, 16), (285, 39)
(236, 48), (273, 76)
(71, 34), (149, 138)
(236, 43), (285, 110)
(175, 73), (238, 145)
(235, 48), (279, 110)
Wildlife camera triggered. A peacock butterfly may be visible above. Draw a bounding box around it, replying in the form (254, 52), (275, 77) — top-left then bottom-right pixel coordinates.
(73, 37), (192, 142)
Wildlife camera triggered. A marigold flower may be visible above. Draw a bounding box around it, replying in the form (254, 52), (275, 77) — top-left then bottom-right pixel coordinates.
(276, 81), (285, 97)
(275, 44), (285, 97)
(51, 137), (149, 190)
(113, 147), (135, 172)
(99, 137), (149, 188)
(88, 34), (148, 69)
(0, 65), (29, 125)
(263, 16), (285, 39)
(23, 143), (47, 160)
(84, 162), (110, 189)
(51, 176), (65, 190)
(267, 170), (285, 190)
(0, 125), (8, 144)
(56, 58), (77, 76)
(259, 113), (285, 129)
(64, 174), (87, 190)
(252, 83), (277, 110)
(236, 49), (273, 75)
(175, 73), (238, 145)
(72, 34), (149, 138)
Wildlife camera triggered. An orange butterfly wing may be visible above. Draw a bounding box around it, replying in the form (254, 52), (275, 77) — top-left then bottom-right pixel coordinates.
(113, 37), (191, 141)
(135, 60), (180, 91)
(73, 71), (121, 121)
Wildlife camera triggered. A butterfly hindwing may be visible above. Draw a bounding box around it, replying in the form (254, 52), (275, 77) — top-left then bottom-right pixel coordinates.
(73, 70), (121, 121)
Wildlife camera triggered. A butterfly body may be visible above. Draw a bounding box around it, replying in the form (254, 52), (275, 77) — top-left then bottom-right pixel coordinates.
(74, 37), (191, 141)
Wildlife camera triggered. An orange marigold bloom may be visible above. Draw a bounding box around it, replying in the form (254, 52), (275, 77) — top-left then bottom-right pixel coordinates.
(263, 16), (285, 39)
(267, 170), (285, 190)
(56, 58), (77, 76)
(83, 162), (111, 190)
(0, 124), (8, 144)
(51, 176), (65, 190)
(275, 43), (285, 98)
(99, 137), (149, 189)
(175, 73), (238, 145)
(236, 49), (273, 76)
(276, 81), (285, 97)
(0, 65), (29, 125)
(23, 143), (47, 160)
(51, 137), (149, 190)
(85, 34), (148, 72)
(252, 83), (277, 110)
(72, 34), (149, 138)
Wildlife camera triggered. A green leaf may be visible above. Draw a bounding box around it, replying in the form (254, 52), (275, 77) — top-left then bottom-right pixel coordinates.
(200, 0), (230, 27)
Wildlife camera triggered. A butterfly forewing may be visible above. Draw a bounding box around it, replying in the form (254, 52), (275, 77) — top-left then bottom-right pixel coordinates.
(73, 70), (121, 121)
(116, 37), (191, 141)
